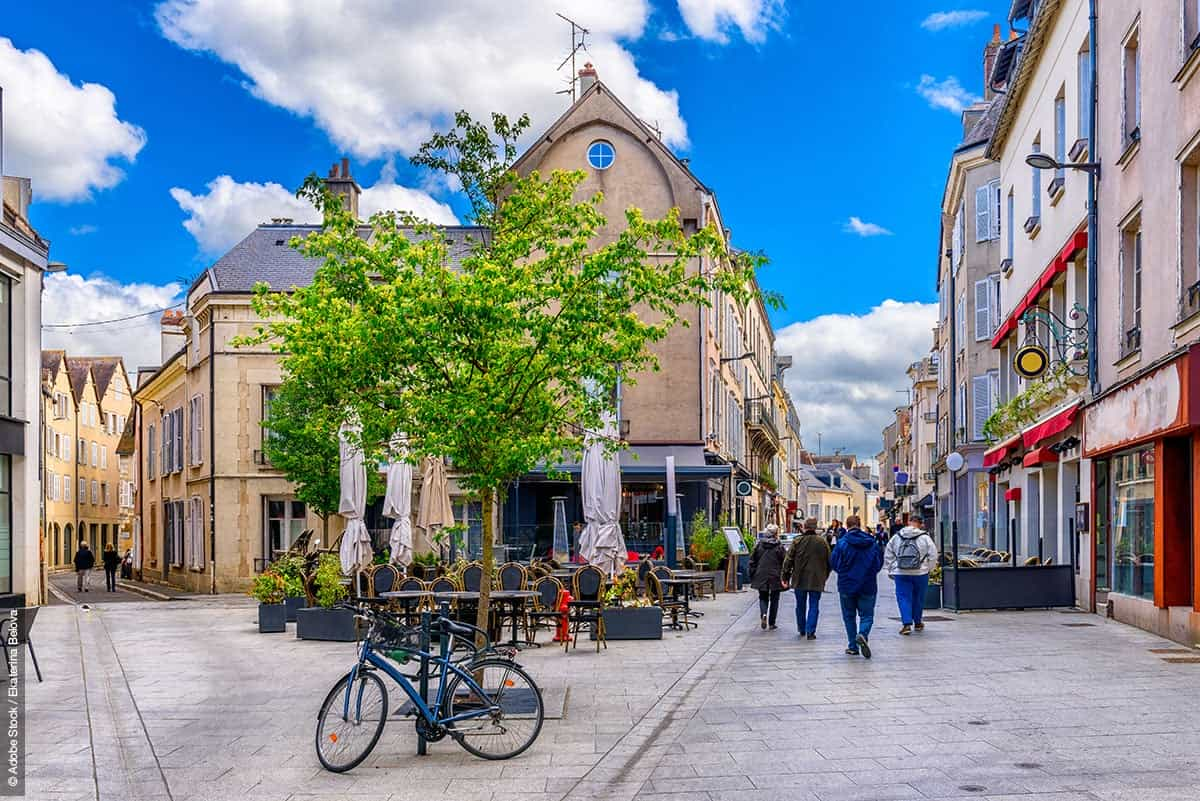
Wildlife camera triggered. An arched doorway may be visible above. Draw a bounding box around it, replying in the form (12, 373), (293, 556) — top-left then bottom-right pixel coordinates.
(79, 522), (89, 548)
(64, 523), (73, 565)
(52, 523), (61, 565)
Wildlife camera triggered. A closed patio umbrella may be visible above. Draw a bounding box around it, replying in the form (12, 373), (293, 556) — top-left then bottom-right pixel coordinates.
(383, 447), (414, 567)
(582, 413), (624, 576)
(338, 421), (373, 577)
(417, 456), (455, 556)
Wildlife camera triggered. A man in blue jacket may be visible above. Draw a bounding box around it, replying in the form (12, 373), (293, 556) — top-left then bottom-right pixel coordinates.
(829, 515), (884, 658)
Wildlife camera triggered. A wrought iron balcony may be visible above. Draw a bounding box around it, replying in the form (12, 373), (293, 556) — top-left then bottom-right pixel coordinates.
(745, 400), (780, 451)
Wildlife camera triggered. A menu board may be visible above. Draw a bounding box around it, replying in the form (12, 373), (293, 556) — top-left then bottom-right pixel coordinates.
(723, 527), (748, 556)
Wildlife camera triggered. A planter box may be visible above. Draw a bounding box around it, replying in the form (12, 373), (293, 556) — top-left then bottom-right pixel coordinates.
(284, 595), (307, 623)
(924, 583), (942, 610)
(296, 607), (358, 641)
(590, 606), (663, 640)
(942, 564), (1075, 611)
(258, 603), (286, 633)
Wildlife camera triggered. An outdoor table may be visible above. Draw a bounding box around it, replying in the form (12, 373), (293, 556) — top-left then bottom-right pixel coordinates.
(668, 570), (711, 614)
(550, 569), (578, 580)
(656, 578), (697, 627)
(490, 590), (541, 648)
(378, 590), (430, 623)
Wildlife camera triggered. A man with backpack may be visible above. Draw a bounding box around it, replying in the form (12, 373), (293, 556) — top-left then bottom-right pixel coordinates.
(884, 517), (938, 635)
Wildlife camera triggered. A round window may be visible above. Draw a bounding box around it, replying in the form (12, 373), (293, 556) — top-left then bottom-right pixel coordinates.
(587, 140), (615, 170)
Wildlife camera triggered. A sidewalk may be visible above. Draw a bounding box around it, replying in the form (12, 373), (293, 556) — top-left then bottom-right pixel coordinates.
(28, 575), (1200, 801)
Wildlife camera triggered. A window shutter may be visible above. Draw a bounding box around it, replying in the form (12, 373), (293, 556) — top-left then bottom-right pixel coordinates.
(991, 180), (1001, 239)
(148, 426), (156, 479)
(972, 376), (991, 441)
(175, 409), (184, 472)
(975, 185), (990, 242)
(974, 280), (991, 340)
(162, 414), (170, 475)
(952, 209), (963, 273)
(956, 300), (965, 350)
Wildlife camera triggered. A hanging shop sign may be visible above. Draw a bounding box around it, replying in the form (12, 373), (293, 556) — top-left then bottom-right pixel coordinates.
(1016, 303), (1090, 378)
(1013, 344), (1049, 379)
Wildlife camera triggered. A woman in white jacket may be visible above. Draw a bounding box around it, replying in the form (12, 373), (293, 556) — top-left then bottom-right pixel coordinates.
(883, 518), (938, 635)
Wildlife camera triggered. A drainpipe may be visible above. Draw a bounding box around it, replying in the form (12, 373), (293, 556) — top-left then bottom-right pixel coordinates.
(947, 253), (957, 529)
(209, 313), (217, 595)
(1085, 0), (1100, 397)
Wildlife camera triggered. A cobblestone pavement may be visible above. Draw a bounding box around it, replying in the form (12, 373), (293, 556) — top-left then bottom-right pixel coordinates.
(28, 575), (1200, 801)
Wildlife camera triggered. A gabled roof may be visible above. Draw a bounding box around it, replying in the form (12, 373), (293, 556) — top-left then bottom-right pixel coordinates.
(116, 415), (137, 456)
(41, 350), (66, 382)
(203, 224), (488, 294)
(67, 356), (124, 400)
(64, 359), (93, 403)
(987, 0), (1060, 159)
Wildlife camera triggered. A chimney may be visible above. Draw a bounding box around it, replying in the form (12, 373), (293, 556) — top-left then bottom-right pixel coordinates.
(322, 157), (361, 220)
(577, 62), (597, 95)
(160, 310), (186, 363)
(982, 23), (1003, 101)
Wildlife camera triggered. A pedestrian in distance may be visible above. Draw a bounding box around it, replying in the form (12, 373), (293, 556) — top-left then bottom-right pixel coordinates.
(102, 543), (121, 592)
(782, 517), (831, 640)
(828, 515), (884, 658)
(824, 519), (841, 548)
(73, 541), (96, 592)
(884, 516), (939, 635)
(749, 524), (786, 630)
(121, 549), (133, 579)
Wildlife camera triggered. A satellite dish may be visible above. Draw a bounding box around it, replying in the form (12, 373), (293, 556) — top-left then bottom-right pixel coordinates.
(946, 452), (965, 472)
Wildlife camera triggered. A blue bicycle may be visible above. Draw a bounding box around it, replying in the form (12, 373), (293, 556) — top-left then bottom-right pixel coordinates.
(315, 601), (544, 771)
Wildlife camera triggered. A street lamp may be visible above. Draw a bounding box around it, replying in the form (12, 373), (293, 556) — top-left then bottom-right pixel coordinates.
(721, 352), (753, 363)
(1024, 152), (1100, 177)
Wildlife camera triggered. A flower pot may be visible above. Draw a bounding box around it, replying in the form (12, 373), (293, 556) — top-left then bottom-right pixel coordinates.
(924, 583), (942, 610)
(284, 595), (307, 622)
(258, 602), (286, 633)
(591, 606), (663, 640)
(296, 606), (358, 641)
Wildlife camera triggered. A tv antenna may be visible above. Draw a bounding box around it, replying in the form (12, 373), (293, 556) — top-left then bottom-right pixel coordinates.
(556, 12), (590, 102)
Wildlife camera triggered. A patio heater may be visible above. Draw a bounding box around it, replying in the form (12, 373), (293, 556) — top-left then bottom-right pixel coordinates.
(551, 496), (569, 562)
(664, 455), (678, 568)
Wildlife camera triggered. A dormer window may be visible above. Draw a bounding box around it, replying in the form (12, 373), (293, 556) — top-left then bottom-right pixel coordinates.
(587, 140), (615, 170)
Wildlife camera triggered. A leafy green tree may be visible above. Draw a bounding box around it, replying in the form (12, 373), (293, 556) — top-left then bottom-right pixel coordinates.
(245, 111), (770, 638)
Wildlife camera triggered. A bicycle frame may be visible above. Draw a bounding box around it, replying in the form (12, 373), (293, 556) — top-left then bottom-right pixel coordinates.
(339, 625), (501, 729)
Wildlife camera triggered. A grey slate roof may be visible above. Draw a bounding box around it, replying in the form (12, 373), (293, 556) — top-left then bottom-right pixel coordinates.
(205, 224), (490, 293)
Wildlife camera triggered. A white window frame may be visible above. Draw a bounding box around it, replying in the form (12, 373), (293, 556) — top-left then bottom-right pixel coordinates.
(189, 496), (205, 569)
(174, 408), (184, 473)
(974, 279), (992, 341)
(189, 395), (204, 466)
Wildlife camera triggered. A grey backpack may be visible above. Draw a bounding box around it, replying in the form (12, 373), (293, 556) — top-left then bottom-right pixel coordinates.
(896, 535), (923, 570)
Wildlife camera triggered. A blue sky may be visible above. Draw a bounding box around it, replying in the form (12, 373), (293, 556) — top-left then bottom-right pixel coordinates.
(5, 1), (1009, 458)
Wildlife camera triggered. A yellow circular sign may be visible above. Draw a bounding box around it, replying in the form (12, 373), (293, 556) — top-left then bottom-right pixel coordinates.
(1014, 344), (1049, 379)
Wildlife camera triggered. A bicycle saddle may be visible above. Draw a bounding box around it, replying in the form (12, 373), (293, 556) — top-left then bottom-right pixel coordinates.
(441, 618), (476, 639)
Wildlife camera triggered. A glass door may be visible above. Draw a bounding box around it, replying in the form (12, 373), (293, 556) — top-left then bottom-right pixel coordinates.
(1094, 459), (1110, 592)
(265, 497), (307, 559)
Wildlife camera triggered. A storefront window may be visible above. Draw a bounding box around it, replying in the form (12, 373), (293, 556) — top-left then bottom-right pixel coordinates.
(621, 485), (664, 554)
(973, 473), (990, 547)
(1110, 446), (1154, 600)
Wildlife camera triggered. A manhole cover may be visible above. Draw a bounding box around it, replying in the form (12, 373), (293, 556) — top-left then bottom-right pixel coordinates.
(958, 785), (986, 793)
(1015, 762), (1042, 769)
(1163, 657), (1200, 664)
(1061, 623), (1095, 627)
(966, 719), (989, 726)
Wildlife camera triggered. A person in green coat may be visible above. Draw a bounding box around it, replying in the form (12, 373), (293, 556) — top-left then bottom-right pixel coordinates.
(782, 517), (832, 640)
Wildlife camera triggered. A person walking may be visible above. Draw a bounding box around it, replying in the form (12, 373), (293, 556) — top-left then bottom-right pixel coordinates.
(102, 544), (121, 592)
(824, 519), (841, 548)
(829, 515), (884, 658)
(782, 517), (831, 640)
(73, 541), (96, 593)
(884, 517), (938, 635)
(121, 549), (133, 580)
(749, 524), (786, 630)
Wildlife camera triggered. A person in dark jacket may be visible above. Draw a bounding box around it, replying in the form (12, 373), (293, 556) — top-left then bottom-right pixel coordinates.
(782, 517), (831, 639)
(828, 515), (884, 658)
(102, 544), (121, 592)
(748, 524), (786, 630)
(73, 542), (96, 592)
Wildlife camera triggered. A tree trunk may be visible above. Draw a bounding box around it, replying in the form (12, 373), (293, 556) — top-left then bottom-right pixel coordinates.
(474, 489), (496, 649)
(322, 513), (330, 546)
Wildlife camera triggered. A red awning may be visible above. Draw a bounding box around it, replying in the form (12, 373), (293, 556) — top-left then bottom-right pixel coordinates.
(983, 434), (1020, 467)
(1022, 402), (1081, 449)
(1004, 487), (1022, 501)
(991, 229), (1089, 349)
(1022, 446), (1059, 467)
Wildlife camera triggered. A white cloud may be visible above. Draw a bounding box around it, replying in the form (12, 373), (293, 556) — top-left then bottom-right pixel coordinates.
(676, 0), (785, 44)
(843, 216), (893, 237)
(775, 300), (937, 459)
(69, 224), (98, 236)
(42, 272), (184, 371)
(920, 10), (988, 31)
(0, 37), (145, 202)
(154, 1), (688, 154)
(916, 74), (981, 114)
(169, 170), (459, 256)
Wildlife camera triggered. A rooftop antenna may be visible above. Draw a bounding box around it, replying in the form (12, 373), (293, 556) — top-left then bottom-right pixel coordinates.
(555, 12), (590, 102)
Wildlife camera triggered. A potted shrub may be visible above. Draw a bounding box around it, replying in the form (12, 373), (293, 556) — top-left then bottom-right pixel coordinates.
(273, 555), (308, 622)
(594, 568), (662, 640)
(409, 551), (439, 580)
(925, 565), (942, 610)
(251, 571), (287, 633)
(295, 553), (357, 641)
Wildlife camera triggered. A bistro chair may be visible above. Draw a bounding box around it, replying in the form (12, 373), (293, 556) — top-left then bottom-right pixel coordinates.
(565, 565), (607, 652)
(986, 553), (1005, 563)
(1023, 556), (1041, 566)
(1043, 557), (1054, 566)
(526, 575), (565, 644)
(397, 576), (425, 592)
(427, 575), (458, 594)
(460, 562), (484, 593)
(646, 573), (692, 631)
(1, 609), (40, 683)
(497, 562), (527, 591)
(370, 564), (400, 597)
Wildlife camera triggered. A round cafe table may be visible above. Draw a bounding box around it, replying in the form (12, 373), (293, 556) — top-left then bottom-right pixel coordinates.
(490, 590), (541, 648)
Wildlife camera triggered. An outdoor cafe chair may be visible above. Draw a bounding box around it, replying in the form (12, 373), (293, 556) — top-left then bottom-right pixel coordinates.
(565, 565), (607, 652)
(646, 573), (690, 631)
(498, 562), (527, 591)
(397, 576), (425, 592)
(526, 575), (565, 644)
(369, 564), (400, 597)
(461, 562), (484, 593)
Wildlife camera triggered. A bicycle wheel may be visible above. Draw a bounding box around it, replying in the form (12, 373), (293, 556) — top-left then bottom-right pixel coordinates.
(315, 669), (388, 772)
(442, 659), (544, 760)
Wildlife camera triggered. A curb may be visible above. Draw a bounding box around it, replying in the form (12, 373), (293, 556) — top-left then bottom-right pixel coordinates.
(115, 581), (179, 602)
